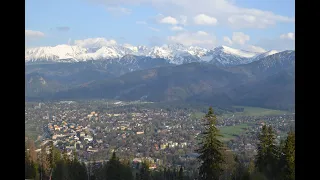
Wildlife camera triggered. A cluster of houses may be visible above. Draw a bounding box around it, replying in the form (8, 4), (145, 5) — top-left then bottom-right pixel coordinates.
(26, 101), (295, 169)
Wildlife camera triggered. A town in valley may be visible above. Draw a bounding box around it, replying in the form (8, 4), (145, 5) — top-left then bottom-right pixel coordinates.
(25, 100), (295, 172)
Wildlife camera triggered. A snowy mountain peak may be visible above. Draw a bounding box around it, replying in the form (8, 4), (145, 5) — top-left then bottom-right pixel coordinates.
(253, 50), (279, 59)
(25, 43), (283, 66)
(167, 43), (186, 50)
(25, 45), (87, 62)
(266, 50), (279, 55)
(213, 46), (259, 58)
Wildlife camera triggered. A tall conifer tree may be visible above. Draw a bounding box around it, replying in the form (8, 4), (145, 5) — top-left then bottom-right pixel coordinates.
(281, 131), (295, 180)
(256, 125), (269, 173)
(197, 107), (224, 180)
(256, 125), (279, 179)
(105, 152), (122, 180)
(139, 162), (151, 180)
(178, 166), (184, 180)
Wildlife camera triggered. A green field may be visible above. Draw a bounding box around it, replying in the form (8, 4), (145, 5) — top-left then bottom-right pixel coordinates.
(221, 106), (289, 118)
(191, 106), (289, 120)
(218, 123), (250, 142)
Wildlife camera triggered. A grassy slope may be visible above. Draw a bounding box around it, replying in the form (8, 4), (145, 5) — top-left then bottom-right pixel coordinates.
(197, 106), (290, 142)
(219, 123), (250, 142)
(221, 106), (289, 118)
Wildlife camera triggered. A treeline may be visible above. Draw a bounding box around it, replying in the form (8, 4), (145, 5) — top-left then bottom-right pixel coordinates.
(25, 144), (191, 180)
(87, 152), (193, 180)
(25, 140), (87, 180)
(25, 107), (294, 180)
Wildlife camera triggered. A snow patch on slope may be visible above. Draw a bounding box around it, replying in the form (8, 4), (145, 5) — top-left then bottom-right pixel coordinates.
(25, 44), (87, 62)
(218, 46), (259, 58)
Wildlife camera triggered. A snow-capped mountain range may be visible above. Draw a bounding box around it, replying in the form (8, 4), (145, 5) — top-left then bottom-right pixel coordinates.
(25, 44), (280, 66)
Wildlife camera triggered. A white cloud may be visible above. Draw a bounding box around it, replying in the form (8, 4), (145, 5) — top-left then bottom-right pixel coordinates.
(159, 16), (178, 25)
(222, 35), (265, 52)
(232, 32), (250, 45)
(256, 38), (295, 51)
(25, 30), (45, 39)
(167, 31), (217, 48)
(136, 21), (147, 25)
(74, 38), (117, 48)
(227, 7), (294, 29)
(223, 36), (233, 45)
(154, 14), (186, 26)
(228, 15), (260, 28)
(170, 26), (184, 31)
(280, 32), (295, 40)
(106, 6), (131, 15)
(244, 45), (266, 53)
(92, 0), (294, 29)
(255, 33), (295, 51)
(122, 43), (138, 50)
(193, 14), (218, 25)
(196, 31), (209, 36)
(148, 27), (160, 32)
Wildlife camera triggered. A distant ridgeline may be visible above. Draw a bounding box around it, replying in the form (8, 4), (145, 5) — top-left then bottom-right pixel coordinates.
(25, 49), (295, 111)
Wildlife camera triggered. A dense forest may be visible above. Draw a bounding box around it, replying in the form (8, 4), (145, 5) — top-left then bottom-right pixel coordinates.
(25, 107), (295, 180)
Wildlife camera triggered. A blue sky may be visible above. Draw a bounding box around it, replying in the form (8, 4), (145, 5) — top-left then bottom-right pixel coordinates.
(25, 0), (295, 51)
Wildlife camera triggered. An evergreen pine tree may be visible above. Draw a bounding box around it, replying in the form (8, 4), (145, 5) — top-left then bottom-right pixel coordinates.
(166, 168), (171, 180)
(256, 125), (268, 173)
(25, 145), (30, 178)
(136, 172), (140, 180)
(173, 168), (177, 180)
(221, 149), (237, 180)
(280, 131), (295, 180)
(249, 172), (268, 180)
(52, 159), (68, 180)
(247, 159), (255, 175)
(25, 151), (37, 179)
(79, 162), (88, 180)
(46, 141), (55, 179)
(196, 107), (225, 180)
(255, 125), (279, 179)
(120, 160), (134, 180)
(88, 160), (94, 180)
(178, 166), (184, 180)
(139, 162), (151, 180)
(164, 167), (168, 180)
(267, 126), (280, 178)
(62, 149), (69, 163)
(105, 152), (122, 180)
(52, 146), (61, 169)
